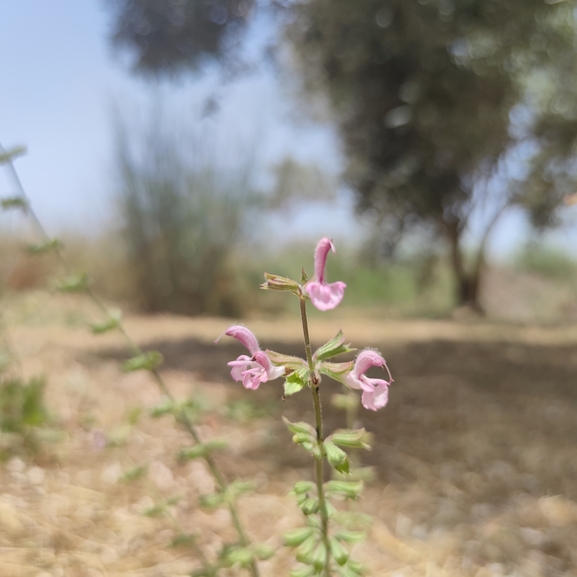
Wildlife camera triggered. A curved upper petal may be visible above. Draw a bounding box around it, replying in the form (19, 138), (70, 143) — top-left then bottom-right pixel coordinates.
(223, 325), (260, 356)
(313, 237), (335, 283)
(351, 350), (386, 378)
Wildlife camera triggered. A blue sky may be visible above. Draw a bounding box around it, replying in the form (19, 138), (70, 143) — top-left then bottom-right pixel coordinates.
(0, 2), (575, 257)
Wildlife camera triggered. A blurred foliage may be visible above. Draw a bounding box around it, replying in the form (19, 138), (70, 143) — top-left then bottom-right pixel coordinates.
(0, 375), (49, 457)
(513, 242), (577, 282)
(114, 109), (260, 316)
(106, 0), (255, 76)
(104, 0), (577, 311)
(288, 0), (576, 309)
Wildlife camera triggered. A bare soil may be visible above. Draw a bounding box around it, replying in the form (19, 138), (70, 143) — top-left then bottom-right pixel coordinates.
(4, 292), (577, 577)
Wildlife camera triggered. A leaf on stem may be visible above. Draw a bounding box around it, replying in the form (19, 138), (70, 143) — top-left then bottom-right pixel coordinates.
(290, 565), (315, 577)
(27, 238), (62, 255)
(0, 146), (26, 164)
(328, 428), (372, 450)
(178, 439), (228, 461)
(284, 527), (316, 547)
(313, 331), (355, 361)
(325, 480), (364, 500)
(330, 538), (350, 566)
(292, 481), (315, 495)
(260, 272), (301, 293)
(324, 440), (350, 474)
(54, 273), (91, 293)
(90, 309), (122, 334)
(284, 369), (309, 396)
(122, 351), (163, 372)
(120, 464), (148, 483)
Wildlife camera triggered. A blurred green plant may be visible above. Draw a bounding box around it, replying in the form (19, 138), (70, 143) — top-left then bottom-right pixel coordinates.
(0, 375), (49, 457)
(114, 107), (260, 316)
(513, 242), (577, 281)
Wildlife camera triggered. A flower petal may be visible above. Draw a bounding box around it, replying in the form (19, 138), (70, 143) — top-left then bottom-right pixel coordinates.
(351, 350), (386, 378)
(361, 382), (389, 411)
(223, 325), (260, 355)
(313, 237), (335, 283)
(305, 281), (347, 311)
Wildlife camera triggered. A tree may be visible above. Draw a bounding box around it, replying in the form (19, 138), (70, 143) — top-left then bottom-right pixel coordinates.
(288, 0), (575, 310)
(105, 0), (577, 310)
(105, 0), (255, 76)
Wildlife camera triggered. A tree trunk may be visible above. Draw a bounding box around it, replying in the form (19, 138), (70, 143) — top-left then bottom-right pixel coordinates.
(446, 221), (484, 313)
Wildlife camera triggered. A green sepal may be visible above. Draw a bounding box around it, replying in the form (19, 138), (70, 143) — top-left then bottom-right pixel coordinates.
(221, 545), (255, 568)
(0, 145), (26, 164)
(267, 350), (307, 371)
(260, 272), (300, 293)
(319, 361), (355, 385)
(290, 565), (315, 577)
(284, 369), (309, 396)
(199, 492), (226, 510)
(299, 496), (319, 515)
(313, 331), (355, 362)
(324, 440), (350, 474)
(333, 531), (366, 544)
(54, 273), (91, 293)
(122, 351), (163, 372)
(143, 496), (180, 517)
(120, 464), (147, 483)
(90, 309), (122, 334)
(170, 533), (196, 548)
(283, 417), (316, 439)
(178, 439), (228, 461)
(1, 196), (28, 211)
(295, 533), (319, 563)
(325, 480), (364, 500)
(344, 559), (365, 575)
(284, 527), (316, 547)
(292, 481), (315, 495)
(253, 543), (274, 560)
(227, 479), (255, 500)
(27, 238), (62, 255)
(311, 542), (328, 571)
(330, 538), (350, 566)
(301, 268), (309, 285)
(328, 428), (371, 450)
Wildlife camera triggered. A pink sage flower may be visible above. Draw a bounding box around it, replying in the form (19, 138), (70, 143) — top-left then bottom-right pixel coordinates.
(216, 325), (285, 390)
(345, 350), (393, 411)
(304, 237), (347, 311)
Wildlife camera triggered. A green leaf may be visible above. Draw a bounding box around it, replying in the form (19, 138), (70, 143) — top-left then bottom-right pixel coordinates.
(178, 439), (228, 461)
(290, 566), (315, 577)
(333, 531), (366, 544)
(122, 351), (163, 372)
(284, 370), (308, 396)
(313, 331), (355, 362)
(299, 496), (319, 516)
(55, 273), (91, 293)
(121, 464), (147, 483)
(328, 428), (371, 450)
(199, 492), (225, 510)
(324, 440), (350, 474)
(284, 527), (316, 547)
(283, 417), (316, 438)
(90, 310), (122, 334)
(227, 479), (255, 499)
(222, 545), (254, 567)
(1, 197), (28, 211)
(26, 238), (62, 255)
(311, 542), (328, 571)
(170, 533), (196, 548)
(295, 533), (319, 563)
(325, 480), (364, 500)
(292, 481), (315, 495)
(253, 543), (274, 560)
(330, 538), (349, 566)
(0, 145), (26, 164)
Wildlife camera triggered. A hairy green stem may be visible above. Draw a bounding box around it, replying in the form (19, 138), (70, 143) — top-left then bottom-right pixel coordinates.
(2, 145), (259, 577)
(299, 296), (332, 577)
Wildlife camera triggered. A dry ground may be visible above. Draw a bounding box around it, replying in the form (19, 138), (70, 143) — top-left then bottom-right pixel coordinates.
(3, 292), (577, 577)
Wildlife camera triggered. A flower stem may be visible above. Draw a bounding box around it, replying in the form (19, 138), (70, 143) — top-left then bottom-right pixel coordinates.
(299, 296), (332, 577)
(2, 145), (259, 577)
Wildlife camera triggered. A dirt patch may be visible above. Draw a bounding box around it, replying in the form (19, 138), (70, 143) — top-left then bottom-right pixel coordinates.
(5, 294), (577, 576)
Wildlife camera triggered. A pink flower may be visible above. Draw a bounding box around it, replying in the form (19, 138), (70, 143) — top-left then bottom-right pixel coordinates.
(216, 325), (285, 390)
(345, 350), (393, 411)
(304, 237), (347, 311)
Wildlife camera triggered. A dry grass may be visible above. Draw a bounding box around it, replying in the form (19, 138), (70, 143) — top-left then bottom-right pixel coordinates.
(3, 291), (577, 576)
